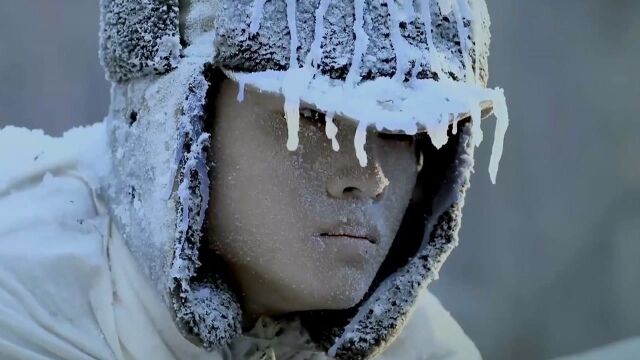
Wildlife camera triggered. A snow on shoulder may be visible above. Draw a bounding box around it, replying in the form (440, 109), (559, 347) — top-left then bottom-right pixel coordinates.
(0, 123), (110, 194)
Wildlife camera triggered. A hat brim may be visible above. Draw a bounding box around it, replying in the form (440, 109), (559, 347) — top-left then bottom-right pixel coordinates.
(224, 69), (494, 135)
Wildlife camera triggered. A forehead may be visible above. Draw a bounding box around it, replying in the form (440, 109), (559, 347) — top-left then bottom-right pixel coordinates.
(217, 78), (366, 135)
(218, 78), (284, 113)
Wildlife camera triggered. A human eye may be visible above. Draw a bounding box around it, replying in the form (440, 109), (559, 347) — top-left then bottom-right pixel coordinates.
(299, 108), (326, 131)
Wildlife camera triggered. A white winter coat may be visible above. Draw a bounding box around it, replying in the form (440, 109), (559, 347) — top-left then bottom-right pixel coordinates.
(0, 124), (481, 359)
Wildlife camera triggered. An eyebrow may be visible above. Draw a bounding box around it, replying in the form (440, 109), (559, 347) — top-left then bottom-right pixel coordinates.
(300, 107), (325, 119)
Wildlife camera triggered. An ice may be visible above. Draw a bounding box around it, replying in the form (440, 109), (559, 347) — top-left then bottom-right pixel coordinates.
(283, 0), (302, 151)
(345, 0), (369, 86)
(354, 120), (369, 167)
(236, 79), (246, 103)
(325, 111), (340, 151)
(306, 0), (331, 68)
(488, 89), (509, 184)
(285, 0), (300, 70)
(419, 0), (444, 78)
(249, 0), (268, 34)
(451, 122), (458, 135)
(427, 115), (450, 149)
(386, 0), (411, 82)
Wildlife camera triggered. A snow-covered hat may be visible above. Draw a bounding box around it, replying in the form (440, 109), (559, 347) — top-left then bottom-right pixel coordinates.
(100, 0), (508, 358)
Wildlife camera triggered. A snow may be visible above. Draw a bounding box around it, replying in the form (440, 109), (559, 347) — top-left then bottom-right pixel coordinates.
(0, 123), (110, 194)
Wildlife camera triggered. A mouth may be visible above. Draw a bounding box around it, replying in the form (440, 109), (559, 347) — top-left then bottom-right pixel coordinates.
(318, 229), (377, 244)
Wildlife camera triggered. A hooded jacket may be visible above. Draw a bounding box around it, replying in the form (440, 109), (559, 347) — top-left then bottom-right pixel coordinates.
(0, 0), (509, 359)
(0, 125), (479, 359)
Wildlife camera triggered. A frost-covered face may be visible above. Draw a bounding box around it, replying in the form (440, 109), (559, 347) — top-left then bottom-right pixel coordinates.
(208, 79), (419, 319)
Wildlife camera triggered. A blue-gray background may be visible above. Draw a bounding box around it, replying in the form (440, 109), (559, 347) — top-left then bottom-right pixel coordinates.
(1, 1), (638, 359)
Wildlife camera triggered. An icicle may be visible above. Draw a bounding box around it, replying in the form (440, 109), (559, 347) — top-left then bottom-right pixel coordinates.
(325, 112), (340, 151)
(283, 0), (301, 151)
(451, 113), (459, 135)
(452, 0), (474, 82)
(306, 0), (332, 68)
(386, 0), (410, 81)
(236, 79), (246, 103)
(284, 96), (300, 151)
(428, 115), (449, 149)
(488, 89), (510, 184)
(354, 120), (369, 167)
(419, 0), (444, 78)
(281, 68), (313, 151)
(346, 0), (369, 86)
(250, 0), (268, 34)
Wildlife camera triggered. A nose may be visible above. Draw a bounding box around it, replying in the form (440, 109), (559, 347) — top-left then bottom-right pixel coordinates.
(326, 162), (390, 201)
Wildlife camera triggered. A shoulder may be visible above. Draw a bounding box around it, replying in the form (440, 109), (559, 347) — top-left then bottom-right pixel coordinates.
(0, 123), (110, 194)
(0, 123), (112, 308)
(0, 123), (110, 264)
(377, 291), (482, 360)
(0, 124), (116, 360)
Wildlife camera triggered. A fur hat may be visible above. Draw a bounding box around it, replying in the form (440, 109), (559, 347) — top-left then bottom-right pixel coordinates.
(99, 1), (508, 358)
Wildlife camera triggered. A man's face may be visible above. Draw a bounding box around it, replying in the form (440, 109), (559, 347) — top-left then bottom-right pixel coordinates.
(208, 79), (419, 318)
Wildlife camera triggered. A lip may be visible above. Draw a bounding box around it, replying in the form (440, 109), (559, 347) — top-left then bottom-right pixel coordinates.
(317, 225), (378, 244)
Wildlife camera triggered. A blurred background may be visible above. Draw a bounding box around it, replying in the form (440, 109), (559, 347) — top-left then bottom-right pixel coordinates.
(0, 1), (638, 359)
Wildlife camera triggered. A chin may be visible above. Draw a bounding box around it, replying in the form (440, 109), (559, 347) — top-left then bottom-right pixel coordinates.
(327, 293), (367, 310)
(307, 276), (372, 311)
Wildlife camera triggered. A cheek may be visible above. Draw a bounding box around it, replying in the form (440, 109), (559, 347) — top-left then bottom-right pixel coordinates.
(379, 144), (419, 198)
(376, 146), (419, 235)
(208, 127), (312, 266)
